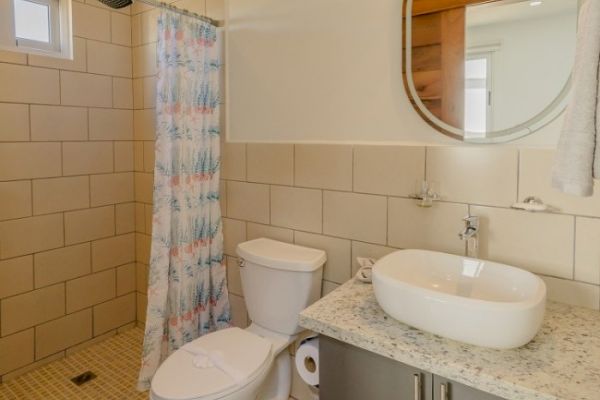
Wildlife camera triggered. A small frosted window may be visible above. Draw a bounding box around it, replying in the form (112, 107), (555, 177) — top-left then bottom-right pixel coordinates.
(14, 0), (51, 43)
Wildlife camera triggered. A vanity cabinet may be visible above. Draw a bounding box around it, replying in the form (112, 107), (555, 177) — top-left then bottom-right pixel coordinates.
(320, 336), (505, 400)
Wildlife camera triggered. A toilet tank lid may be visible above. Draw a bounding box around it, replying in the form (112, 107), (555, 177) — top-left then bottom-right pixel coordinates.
(236, 238), (326, 272)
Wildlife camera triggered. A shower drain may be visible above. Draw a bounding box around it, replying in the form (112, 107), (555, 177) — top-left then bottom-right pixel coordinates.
(70, 371), (97, 386)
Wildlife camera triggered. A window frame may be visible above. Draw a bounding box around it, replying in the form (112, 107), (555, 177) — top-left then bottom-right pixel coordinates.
(0, 0), (73, 59)
(465, 51), (494, 135)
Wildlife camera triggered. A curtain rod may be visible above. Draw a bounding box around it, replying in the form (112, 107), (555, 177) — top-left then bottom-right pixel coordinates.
(136, 0), (223, 27)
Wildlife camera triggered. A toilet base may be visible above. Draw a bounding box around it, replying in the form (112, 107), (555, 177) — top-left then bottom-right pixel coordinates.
(257, 350), (292, 400)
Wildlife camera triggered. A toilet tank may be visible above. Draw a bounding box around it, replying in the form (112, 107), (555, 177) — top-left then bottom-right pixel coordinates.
(236, 238), (326, 335)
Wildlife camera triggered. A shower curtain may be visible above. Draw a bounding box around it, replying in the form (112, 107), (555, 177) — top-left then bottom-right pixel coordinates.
(137, 11), (230, 391)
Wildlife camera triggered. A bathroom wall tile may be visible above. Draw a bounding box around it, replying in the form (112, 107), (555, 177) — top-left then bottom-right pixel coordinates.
(294, 232), (351, 284)
(323, 191), (387, 244)
(2, 351), (64, 381)
(34, 243), (91, 288)
(0, 64), (59, 104)
(519, 149), (600, 217)
(351, 241), (397, 276)
(388, 198), (467, 255)
(322, 281), (340, 297)
(93, 293), (136, 335)
(63, 142), (113, 176)
(132, 43), (158, 78)
(226, 181), (269, 224)
(64, 206), (115, 245)
(111, 12), (132, 46)
(354, 146), (425, 196)
(89, 108), (134, 140)
(33, 176), (90, 214)
(0, 329), (34, 375)
(575, 217), (600, 285)
(131, 14), (142, 45)
(113, 78), (134, 109)
(133, 78), (144, 109)
(143, 141), (155, 172)
(540, 276), (600, 310)
(61, 71), (112, 108)
(295, 145), (353, 191)
(206, 0), (225, 20)
(136, 263), (148, 294)
(29, 37), (87, 72)
(35, 309), (92, 359)
(220, 180), (227, 217)
(0, 103), (29, 141)
(221, 143), (246, 181)
(135, 233), (151, 265)
(247, 144), (294, 185)
(0, 214), (64, 259)
(90, 173), (135, 206)
(247, 223), (294, 243)
(0, 181), (32, 221)
(223, 218), (246, 257)
(271, 186), (322, 233)
(133, 109), (156, 140)
(472, 206), (574, 279)
(426, 146), (518, 207)
(144, 204), (153, 234)
(0, 143), (61, 180)
(30, 105), (88, 141)
(226, 256), (243, 296)
(0, 50), (27, 64)
(133, 142), (144, 171)
(117, 263), (136, 295)
(72, 2), (110, 41)
(116, 203), (136, 234)
(143, 76), (156, 108)
(92, 234), (135, 272)
(1, 284), (65, 336)
(136, 292), (147, 324)
(135, 203), (146, 233)
(87, 40), (133, 78)
(172, 0), (205, 14)
(0, 256), (33, 298)
(229, 294), (248, 329)
(134, 172), (154, 203)
(66, 270), (116, 312)
(115, 141), (135, 172)
(140, 9), (159, 45)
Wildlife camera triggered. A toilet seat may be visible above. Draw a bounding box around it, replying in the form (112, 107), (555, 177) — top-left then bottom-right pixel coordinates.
(151, 328), (273, 400)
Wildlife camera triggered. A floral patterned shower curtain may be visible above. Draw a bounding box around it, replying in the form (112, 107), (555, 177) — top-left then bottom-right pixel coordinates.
(137, 11), (230, 391)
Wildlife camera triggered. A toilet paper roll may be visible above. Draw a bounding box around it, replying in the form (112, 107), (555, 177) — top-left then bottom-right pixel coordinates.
(295, 337), (319, 387)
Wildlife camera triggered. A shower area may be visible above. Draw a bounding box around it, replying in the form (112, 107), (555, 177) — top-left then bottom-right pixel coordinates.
(0, 0), (245, 397)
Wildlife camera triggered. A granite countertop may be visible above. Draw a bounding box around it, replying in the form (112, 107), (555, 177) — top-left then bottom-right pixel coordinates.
(299, 279), (600, 400)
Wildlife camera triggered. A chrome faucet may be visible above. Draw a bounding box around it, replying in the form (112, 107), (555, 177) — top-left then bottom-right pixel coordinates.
(459, 215), (479, 258)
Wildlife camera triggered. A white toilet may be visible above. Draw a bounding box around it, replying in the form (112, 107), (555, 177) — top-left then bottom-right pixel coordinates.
(150, 238), (326, 400)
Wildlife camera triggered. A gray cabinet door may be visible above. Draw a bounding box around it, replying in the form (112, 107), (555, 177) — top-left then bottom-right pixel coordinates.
(320, 335), (433, 400)
(433, 375), (505, 400)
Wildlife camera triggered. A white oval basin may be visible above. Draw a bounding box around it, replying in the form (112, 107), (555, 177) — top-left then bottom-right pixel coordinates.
(372, 249), (546, 349)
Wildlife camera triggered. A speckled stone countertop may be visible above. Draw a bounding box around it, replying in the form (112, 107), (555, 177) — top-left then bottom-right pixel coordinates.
(299, 279), (600, 400)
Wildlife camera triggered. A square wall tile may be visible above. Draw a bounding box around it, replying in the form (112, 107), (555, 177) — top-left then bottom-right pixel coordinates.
(472, 206), (574, 279)
(116, 202), (136, 234)
(0, 103), (29, 141)
(519, 149), (600, 217)
(0, 49), (27, 64)
(0, 214), (64, 259)
(113, 78), (134, 109)
(66, 270), (116, 313)
(226, 256), (243, 296)
(137, 292), (147, 323)
(540, 276), (599, 310)
(90, 173), (135, 206)
(143, 76), (156, 108)
(229, 294), (248, 329)
(426, 146), (518, 207)
(63, 142), (114, 176)
(575, 217), (600, 285)
(61, 71), (112, 108)
(221, 143), (246, 181)
(133, 78), (144, 109)
(34, 243), (91, 288)
(322, 281), (340, 297)
(35, 309), (92, 359)
(134, 172), (154, 204)
(388, 198), (467, 255)
(133, 109), (156, 140)
(0, 330), (34, 375)
(93, 293), (136, 335)
(136, 262), (148, 294)
(1, 284), (65, 336)
(247, 144), (294, 185)
(246, 223), (293, 243)
(72, 2), (110, 41)
(89, 109), (134, 140)
(294, 232), (351, 284)
(29, 37), (87, 72)
(0, 64), (59, 104)
(223, 218), (246, 257)
(354, 146), (425, 196)
(295, 145), (353, 191)
(92, 233), (135, 271)
(0, 256), (33, 299)
(271, 186), (322, 233)
(30, 105), (88, 141)
(0, 143), (61, 180)
(115, 141), (135, 172)
(87, 40), (133, 78)
(111, 12), (132, 46)
(132, 43), (158, 78)
(117, 263), (136, 295)
(33, 176), (90, 214)
(323, 191), (387, 244)
(143, 141), (155, 172)
(64, 206), (115, 245)
(0, 181), (32, 221)
(135, 233), (151, 264)
(226, 181), (269, 224)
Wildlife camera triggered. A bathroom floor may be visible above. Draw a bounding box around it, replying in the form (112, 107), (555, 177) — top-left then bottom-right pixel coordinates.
(0, 328), (148, 400)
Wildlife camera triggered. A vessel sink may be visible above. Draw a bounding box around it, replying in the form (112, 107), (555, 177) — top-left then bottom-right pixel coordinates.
(372, 250), (546, 349)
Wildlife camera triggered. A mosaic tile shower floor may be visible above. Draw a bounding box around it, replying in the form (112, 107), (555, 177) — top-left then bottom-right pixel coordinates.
(0, 328), (148, 400)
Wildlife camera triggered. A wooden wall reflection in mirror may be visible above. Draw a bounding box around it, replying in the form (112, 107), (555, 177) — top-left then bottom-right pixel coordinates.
(403, 0), (578, 143)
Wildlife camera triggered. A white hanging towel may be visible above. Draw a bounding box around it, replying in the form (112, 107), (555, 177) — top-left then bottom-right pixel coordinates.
(552, 0), (600, 197)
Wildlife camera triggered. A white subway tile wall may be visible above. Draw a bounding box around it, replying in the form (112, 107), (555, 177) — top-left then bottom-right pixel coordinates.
(0, 0), (136, 381)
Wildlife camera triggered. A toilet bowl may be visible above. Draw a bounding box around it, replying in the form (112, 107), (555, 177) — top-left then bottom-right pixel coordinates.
(150, 238), (326, 400)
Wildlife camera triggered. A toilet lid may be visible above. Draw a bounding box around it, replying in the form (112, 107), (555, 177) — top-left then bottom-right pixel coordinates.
(151, 328), (272, 400)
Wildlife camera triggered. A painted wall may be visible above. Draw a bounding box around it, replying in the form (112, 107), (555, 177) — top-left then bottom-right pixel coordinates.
(226, 0), (571, 145)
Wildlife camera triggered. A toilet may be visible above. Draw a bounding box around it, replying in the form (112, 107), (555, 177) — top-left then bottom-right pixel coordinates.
(150, 238), (326, 400)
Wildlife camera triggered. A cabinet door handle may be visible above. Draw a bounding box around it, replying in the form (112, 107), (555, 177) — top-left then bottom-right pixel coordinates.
(440, 383), (448, 400)
(413, 373), (421, 400)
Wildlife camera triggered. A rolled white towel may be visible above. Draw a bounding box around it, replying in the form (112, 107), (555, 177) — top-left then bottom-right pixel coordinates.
(180, 342), (246, 384)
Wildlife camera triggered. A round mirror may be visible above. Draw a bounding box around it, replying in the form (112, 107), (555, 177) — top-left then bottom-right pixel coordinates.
(403, 0), (579, 143)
